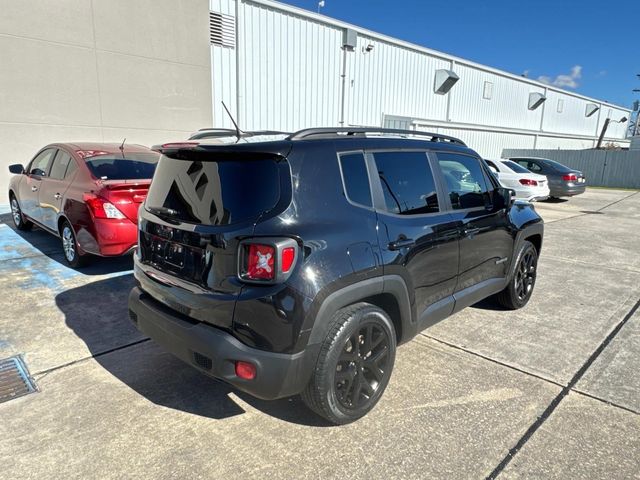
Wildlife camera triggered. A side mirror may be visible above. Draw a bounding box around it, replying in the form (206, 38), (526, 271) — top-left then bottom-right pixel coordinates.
(488, 165), (498, 174)
(8, 164), (25, 175)
(493, 187), (515, 210)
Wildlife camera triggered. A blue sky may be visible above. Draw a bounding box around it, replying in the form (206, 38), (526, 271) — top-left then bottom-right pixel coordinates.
(280, 0), (639, 109)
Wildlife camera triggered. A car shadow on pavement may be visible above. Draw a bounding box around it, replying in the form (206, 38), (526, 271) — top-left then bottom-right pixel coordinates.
(1, 213), (133, 276)
(542, 197), (569, 203)
(55, 274), (330, 427)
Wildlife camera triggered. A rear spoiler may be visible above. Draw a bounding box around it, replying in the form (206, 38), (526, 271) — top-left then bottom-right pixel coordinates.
(151, 142), (292, 160)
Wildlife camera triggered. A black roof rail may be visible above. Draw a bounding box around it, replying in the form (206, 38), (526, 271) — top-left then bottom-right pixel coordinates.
(190, 129), (290, 140)
(287, 127), (466, 146)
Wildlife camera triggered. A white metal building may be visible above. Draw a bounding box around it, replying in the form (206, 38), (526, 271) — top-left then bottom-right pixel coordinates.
(209, 0), (631, 159)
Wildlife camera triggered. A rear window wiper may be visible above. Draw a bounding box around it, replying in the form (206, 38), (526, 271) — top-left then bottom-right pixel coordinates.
(146, 206), (181, 224)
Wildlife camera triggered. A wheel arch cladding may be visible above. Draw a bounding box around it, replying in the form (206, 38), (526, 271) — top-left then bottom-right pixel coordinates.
(306, 275), (413, 347)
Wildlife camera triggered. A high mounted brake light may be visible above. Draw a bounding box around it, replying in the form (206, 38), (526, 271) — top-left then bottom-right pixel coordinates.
(152, 142), (200, 153)
(238, 238), (299, 284)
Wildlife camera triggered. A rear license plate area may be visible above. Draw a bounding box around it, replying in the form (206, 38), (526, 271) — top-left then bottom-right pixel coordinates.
(150, 237), (185, 268)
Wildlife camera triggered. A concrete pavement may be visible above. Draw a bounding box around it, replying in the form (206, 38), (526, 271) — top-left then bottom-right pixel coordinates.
(1, 188), (639, 479)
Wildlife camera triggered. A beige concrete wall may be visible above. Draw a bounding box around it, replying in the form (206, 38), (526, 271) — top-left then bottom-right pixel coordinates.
(0, 0), (213, 198)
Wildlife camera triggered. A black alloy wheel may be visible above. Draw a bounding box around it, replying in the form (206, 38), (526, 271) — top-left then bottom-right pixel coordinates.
(301, 302), (396, 425)
(334, 322), (391, 410)
(496, 240), (538, 310)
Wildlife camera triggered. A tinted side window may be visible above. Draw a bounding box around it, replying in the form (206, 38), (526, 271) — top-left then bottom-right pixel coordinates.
(49, 151), (73, 180)
(339, 153), (372, 207)
(29, 149), (56, 177)
(438, 153), (489, 210)
(527, 161), (543, 173)
(374, 151), (439, 215)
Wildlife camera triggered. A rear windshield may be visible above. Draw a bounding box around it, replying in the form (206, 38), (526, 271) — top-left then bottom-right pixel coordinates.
(502, 160), (530, 174)
(145, 157), (282, 226)
(86, 152), (159, 180)
(541, 159), (573, 172)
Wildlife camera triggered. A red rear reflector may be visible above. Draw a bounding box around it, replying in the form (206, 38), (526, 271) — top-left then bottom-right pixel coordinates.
(562, 174), (577, 181)
(519, 179), (538, 186)
(281, 247), (295, 273)
(235, 361), (256, 380)
(246, 244), (275, 280)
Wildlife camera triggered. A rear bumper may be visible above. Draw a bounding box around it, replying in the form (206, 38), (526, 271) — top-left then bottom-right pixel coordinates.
(550, 183), (586, 197)
(92, 218), (138, 256)
(128, 286), (317, 400)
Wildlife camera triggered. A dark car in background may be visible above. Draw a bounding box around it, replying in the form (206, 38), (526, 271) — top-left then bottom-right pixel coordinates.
(8, 143), (159, 267)
(509, 157), (586, 199)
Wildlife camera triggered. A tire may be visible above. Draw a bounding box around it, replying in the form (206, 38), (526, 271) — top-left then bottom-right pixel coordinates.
(496, 240), (538, 310)
(301, 302), (396, 425)
(9, 194), (33, 231)
(60, 220), (88, 268)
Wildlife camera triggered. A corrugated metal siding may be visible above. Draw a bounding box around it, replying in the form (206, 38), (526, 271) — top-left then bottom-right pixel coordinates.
(536, 135), (595, 150)
(596, 106), (630, 140)
(210, 0), (237, 128)
(448, 65), (544, 131)
(237, 0), (343, 130)
(345, 35), (449, 126)
(415, 124), (535, 159)
(211, 0), (632, 147)
(542, 90), (600, 137)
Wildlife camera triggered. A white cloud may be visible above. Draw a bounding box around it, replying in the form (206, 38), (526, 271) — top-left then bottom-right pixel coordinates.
(537, 65), (582, 89)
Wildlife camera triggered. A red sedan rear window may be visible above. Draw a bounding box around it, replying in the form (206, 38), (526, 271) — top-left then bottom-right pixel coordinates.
(85, 153), (159, 180)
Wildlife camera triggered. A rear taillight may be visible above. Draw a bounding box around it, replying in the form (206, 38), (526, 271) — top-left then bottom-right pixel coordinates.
(239, 238), (299, 283)
(246, 244), (276, 280)
(562, 174), (577, 181)
(83, 193), (126, 219)
(519, 179), (538, 186)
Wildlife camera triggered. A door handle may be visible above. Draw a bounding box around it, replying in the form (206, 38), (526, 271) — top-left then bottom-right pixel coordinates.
(54, 193), (62, 199)
(463, 227), (480, 237)
(31, 186), (38, 192)
(388, 238), (415, 251)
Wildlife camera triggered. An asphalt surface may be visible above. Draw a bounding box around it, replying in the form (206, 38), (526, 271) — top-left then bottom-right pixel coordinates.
(1, 188), (639, 479)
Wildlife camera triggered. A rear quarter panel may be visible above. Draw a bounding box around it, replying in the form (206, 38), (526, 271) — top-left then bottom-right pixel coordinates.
(234, 142), (382, 353)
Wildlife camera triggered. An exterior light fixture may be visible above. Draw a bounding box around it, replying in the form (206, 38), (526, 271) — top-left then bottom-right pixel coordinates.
(434, 69), (459, 95)
(585, 103), (599, 117)
(528, 92), (546, 110)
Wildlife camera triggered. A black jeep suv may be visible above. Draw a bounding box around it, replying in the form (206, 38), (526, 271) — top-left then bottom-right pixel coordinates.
(128, 128), (543, 424)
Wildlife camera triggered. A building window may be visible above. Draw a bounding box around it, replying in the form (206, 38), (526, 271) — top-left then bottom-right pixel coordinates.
(557, 99), (564, 113)
(483, 81), (493, 100)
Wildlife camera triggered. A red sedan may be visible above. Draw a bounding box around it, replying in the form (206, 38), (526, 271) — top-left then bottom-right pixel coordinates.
(8, 142), (159, 267)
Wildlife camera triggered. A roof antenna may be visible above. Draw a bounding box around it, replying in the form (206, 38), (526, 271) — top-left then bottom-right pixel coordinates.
(221, 101), (242, 142)
(119, 138), (126, 151)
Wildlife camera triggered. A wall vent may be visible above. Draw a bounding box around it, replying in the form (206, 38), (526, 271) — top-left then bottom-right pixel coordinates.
(210, 12), (236, 49)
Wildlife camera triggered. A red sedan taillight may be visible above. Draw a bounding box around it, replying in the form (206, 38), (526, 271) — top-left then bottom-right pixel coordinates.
(519, 179), (538, 186)
(83, 193), (126, 219)
(562, 174), (578, 181)
(238, 238), (299, 284)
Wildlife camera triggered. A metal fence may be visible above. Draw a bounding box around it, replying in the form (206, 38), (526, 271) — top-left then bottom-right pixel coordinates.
(501, 149), (640, 189)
